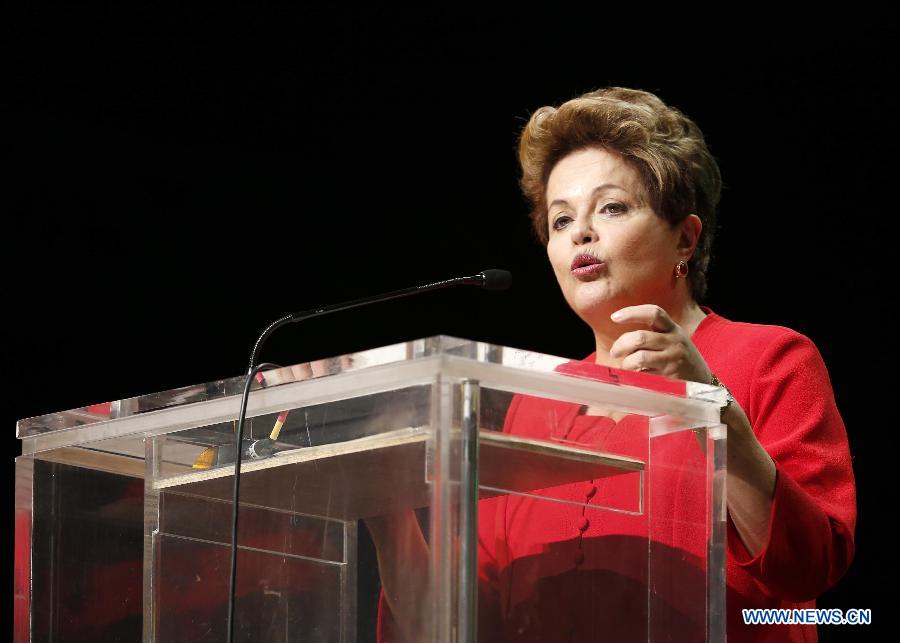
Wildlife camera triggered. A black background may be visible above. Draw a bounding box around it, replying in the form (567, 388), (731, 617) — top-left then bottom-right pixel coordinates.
(3, 6), (897, 640)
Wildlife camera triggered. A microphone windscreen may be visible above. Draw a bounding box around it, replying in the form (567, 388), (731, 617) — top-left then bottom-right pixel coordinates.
(480, 269), (512, 291)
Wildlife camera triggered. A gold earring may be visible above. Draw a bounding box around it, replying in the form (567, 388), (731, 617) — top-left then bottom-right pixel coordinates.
(674, 260), (689, 279)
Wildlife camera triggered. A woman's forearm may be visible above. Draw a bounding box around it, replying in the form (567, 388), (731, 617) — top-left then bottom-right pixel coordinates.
(724, 403), (777, 557)
(365, 511), (431, 642)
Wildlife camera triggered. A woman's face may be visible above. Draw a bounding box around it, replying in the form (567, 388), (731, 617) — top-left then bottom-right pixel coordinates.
(545, 147), (685, 327)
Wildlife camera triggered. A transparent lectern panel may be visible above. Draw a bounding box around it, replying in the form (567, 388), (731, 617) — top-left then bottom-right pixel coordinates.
(142, 385), (435, 642)
(28, 459), (144, 641)
(361, 508), (435, 641)
(653, 417), (727, 641)
(471, 370), (723, 641)
(477, 388), (646, 514)
(156, 523), (346, 642)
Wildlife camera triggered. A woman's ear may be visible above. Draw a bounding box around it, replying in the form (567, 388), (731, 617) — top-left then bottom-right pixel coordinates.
(678, 214), (702, 258)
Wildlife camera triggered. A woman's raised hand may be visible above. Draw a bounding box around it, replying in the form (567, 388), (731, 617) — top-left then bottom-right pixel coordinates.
(609, 304), (712, 384)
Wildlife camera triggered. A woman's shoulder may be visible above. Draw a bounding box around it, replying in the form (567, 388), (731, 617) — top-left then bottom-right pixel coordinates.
(694, 308), (832, 401)
(694, 307), (820, 359)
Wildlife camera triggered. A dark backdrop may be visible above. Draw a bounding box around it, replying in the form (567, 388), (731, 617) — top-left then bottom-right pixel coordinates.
(3, 6), (896, 640)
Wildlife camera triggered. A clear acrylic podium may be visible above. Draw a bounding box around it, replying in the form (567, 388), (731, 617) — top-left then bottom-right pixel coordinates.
(14, 337), (727, 642)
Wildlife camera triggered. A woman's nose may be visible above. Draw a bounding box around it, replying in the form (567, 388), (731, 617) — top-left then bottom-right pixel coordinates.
(570, 214), (598, 244)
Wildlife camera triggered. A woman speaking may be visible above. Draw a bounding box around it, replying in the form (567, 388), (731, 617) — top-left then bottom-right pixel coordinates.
(375, 87), (856, 642)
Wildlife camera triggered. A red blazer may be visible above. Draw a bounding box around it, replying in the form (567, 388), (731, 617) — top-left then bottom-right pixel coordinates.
(380, 309), (856, 642)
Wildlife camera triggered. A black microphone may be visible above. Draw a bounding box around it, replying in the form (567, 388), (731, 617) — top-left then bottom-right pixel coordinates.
(226, 268), (511, 643)
(246, 269), (512, 374)
(479, 268), (513, 291)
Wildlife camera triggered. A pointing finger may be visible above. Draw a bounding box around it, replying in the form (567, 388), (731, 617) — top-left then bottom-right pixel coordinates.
(610, 304), (676, 332)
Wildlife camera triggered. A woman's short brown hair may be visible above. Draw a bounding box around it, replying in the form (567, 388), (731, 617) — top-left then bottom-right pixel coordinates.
(518, 87), (722, 300)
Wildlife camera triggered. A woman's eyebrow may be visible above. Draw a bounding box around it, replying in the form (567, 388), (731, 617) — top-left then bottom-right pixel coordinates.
(548, 183), (626, 210)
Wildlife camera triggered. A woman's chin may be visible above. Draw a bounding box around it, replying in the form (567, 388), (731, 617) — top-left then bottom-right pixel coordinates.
(570, 297), (617, 323)
(567, 289), (637, 326)
(567, 280), (611, 301)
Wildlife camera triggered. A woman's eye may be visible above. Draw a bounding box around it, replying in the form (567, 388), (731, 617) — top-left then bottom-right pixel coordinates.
(600, 202), (627, 216)
(552, 215), (572, 230)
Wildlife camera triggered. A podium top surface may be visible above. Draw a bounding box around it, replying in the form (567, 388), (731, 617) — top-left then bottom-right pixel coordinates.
(17, 336), (726, 450)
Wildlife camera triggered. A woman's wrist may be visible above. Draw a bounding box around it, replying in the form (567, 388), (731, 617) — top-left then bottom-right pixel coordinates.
(724, 403), (776, 491)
